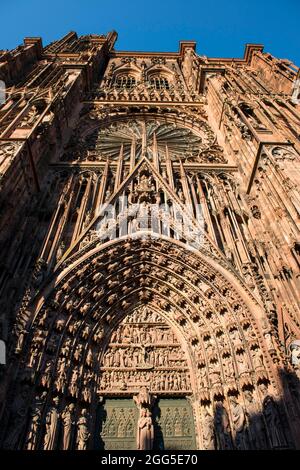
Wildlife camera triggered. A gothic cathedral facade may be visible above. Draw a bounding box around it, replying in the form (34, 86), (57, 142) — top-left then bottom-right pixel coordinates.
(0, 30), (300, 450)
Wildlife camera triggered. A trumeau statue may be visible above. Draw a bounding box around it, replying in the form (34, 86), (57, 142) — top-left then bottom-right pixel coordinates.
(1, 30), (300, 451)
(137, 408), (154, 450)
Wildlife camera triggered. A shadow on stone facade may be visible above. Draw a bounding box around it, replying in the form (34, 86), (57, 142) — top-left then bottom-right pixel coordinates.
(209, 368), (300, 450)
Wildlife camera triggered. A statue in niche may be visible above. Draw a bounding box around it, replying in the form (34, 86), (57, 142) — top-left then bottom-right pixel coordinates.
(86, 349), (93, 367)
(201, 406), (215, 450)
(61, 403), (75, 450)
(288, 340), (300, 367)
(61, 338), (71, 357)
(214, 402), (233, 450)
(41, 361), (53, 388)
(229, 328), (242, 346)
(258, 382), (269, 399)
(251, 349), (264, 369)
(25, 392), (47, 450)
(15, 328), (27, 354)
(209, 361), (221, 385)
(264, 332), (276, 351)
(82, 325), (90, 340)
(55, 357), (67, 393)
(43, 397), (60, 450)
(26, 408), (41, 450)
(263, 396), (287, 448)
(137, 408), (154, 450)
(76, 409), (90, 450)
(230, 397), (248, 450)
(69, 367), (79, 397)
(222, 356), (235, 379)
(236, 353), (250, 375)
(244, 390), (267, 449)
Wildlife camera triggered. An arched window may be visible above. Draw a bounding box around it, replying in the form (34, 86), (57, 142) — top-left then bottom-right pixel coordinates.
(149, 77), (170, 90)
(114, 75), (136, 89)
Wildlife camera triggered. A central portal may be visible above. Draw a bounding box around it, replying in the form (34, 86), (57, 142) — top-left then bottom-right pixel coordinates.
(97, 397), (196, 450)
(95, 306), (196, 450)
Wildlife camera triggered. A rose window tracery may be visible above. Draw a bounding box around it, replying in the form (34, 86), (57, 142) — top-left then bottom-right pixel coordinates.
(85, 119), (216, 162)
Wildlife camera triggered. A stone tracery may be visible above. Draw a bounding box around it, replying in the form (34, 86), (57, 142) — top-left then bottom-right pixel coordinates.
(0, 31), (300, 451)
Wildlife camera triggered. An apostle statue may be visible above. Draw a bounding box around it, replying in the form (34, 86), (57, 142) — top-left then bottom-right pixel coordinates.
(214, 402), (233, 450)
(76, 409), (90, 450)
(43, 397), (60, 450)
(27, 409), (41, 450)
(263, 396), (287, 448)
(61, 403), (75, 450)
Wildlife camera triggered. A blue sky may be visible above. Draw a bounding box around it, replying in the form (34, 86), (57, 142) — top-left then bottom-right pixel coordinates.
(1, 0), (299, 65)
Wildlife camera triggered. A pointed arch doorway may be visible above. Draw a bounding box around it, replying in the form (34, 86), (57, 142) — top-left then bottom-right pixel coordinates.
(95, 305), (197, 450)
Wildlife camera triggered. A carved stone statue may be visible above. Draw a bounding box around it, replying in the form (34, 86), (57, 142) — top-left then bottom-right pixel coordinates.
(61, 403), (75, 450)
(137, 408), (154, 450)
(264, 332), (276, 351)
(43, 397), (60, 450)
(26, 408), (41, 450)
(244, 390), (267, 449)
(263, 396), (287, 449)
(289, 340), (300, 367)
(25, 392), (47, 450)
(201, 406), (215, 450)
(15, 328), (27, 354)
(76, 409), (90, 450)
(230, 397), (248, 450)
(214, 402), (233, 450)
(251, 349), (264, 369)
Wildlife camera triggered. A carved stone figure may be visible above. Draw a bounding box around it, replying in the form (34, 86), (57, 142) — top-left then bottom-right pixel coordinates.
(251, 349), (264, 369)
(61, 403), (75, 450)
(26, 408), (41, 450)
(76, 409), (90, 450)
(43, 397), (60, 450)
(264, 332), (276, 351)
(289, 340), (300, 366)
(41, 361), (53, 388)
(201, 406), (215, 450)
(214, 402), (233, 450)
(69, 367), (79, 397)
(244, 390), (267, 449)
(137, 408), (154, 450)
(25, 392), (47, 450)
(263, 396), (287, 449)
(230, 397), (248, 449)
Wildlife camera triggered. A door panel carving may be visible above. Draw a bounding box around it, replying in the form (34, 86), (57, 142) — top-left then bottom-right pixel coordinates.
(153, 398), (196, 450)
(97, 398), (138, 450)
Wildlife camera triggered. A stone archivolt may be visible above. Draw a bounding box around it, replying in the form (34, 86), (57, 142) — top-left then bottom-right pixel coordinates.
(3, 237), (283, 449)
(0, 32), (300, 450)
